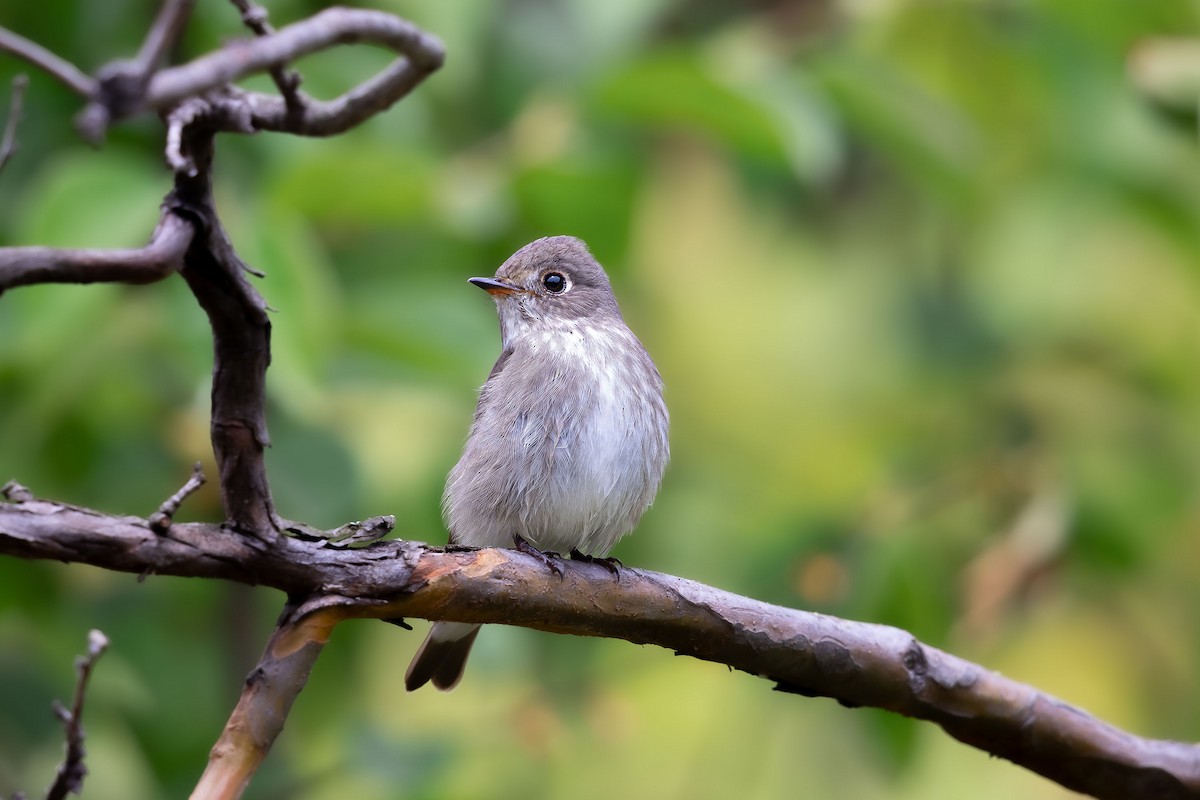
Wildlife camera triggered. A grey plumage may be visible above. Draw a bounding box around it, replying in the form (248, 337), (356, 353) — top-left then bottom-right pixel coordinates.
(405, 236), (669, 692)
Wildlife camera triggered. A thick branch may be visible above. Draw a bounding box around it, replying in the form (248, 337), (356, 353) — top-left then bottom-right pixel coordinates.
(1, 493), (1197, 800)
(0, 211), (195, 294)
(167, 137), (277, 537)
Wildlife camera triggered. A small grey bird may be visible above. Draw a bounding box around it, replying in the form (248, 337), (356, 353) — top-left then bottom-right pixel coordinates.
(405, 236), (669, 691)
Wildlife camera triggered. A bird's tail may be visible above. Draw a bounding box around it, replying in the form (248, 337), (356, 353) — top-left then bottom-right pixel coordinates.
(404, 621), (481, 691)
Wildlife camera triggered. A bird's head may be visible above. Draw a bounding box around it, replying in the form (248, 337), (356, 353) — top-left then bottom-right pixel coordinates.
(470, 236), (623, 339)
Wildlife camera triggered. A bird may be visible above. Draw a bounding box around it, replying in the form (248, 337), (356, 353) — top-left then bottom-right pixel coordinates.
(404, 235), (670, 691)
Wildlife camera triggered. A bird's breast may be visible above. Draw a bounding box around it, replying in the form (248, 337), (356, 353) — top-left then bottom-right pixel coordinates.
(445, 317), (667, 554)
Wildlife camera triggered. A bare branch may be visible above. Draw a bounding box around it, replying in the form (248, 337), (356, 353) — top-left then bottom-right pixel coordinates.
(146, 8), (444, 136)
(134, 0), (196, 76)
(0, 73), (28, 175)
(246, 49), (436, 137)
(73, 0), (197, 143)
(1, 494), (1197, 800)
(0, 211), (195, 294)
(0, 26), (94, 97)
(191, 604), (336, 800)
(3, 9), (439, 145)
(168, 135), (278, 537)
(164, 96), (217, 176)
(227, 0), (303, 112)
(148, 462), (207, 533)
(44, 630), (110, 800)
(74, 0), (196, 145)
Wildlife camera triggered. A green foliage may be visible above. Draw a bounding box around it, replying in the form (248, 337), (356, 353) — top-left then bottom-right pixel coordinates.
(3, 1), (1200, 798)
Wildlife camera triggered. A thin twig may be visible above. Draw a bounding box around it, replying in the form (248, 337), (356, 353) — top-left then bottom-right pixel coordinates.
(134, 0), (197, 76)
(149, 462), (207, 533)
(44, 630), (110, 800)
(0, 73), (28, 175)
(0, 27), (95, 97)
(0, 480), (33, 502)
(228, 0), (303, 113)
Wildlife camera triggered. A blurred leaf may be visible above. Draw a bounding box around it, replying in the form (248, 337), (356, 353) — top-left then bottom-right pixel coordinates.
(14, 149), (165, 247)
(863, 710), (921, 778)
(266, 147), (436, 226)
(594, 50), (796, 167)
(512, 157), (639, 262)
(814, 54), (978, 205)
(1130, 37), (1200, 111)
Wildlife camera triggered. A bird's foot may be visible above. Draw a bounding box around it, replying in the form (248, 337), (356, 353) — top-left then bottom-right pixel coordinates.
(569, 548), (622, 578)
(513, 533), (564, 577)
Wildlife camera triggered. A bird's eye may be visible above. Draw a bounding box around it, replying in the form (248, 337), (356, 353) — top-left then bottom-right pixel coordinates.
(542, 272), (566, 293)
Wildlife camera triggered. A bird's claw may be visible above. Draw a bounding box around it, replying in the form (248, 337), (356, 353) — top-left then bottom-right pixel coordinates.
(513, 533), (564, 577)
(569, 548), (622, 579)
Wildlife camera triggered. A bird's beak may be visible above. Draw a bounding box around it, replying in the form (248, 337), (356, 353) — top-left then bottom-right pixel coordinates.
(469, 277), (520, 296)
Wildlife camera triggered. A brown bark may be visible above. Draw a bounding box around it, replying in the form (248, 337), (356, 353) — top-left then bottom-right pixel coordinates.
(2, 490), (1198, 800)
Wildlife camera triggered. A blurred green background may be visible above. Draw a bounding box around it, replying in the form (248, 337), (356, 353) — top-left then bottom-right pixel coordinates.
(3, 1), (1200, 798)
